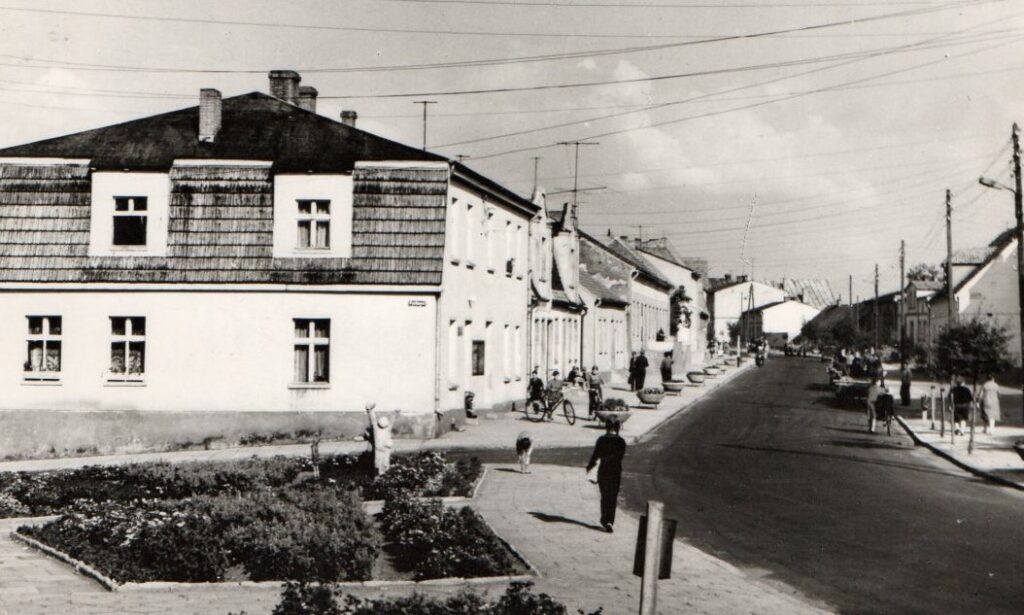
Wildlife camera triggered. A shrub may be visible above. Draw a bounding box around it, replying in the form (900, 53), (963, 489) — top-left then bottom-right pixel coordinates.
(379, 492), (516, 580)
(601, 398), (628, 412)
(364, 452), (449, 501)
(292, 581), (606, 615)
(0, 492), (29, 517)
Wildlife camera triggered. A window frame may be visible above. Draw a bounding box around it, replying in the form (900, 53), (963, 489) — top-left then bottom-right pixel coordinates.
(293, 318), (331, 386)
(295, 199), (331, 251)
(111, 196), (149, 248)
(472, 339), (485, 376)
(24, 316), (62, 382)
(107, 316), (146, 384)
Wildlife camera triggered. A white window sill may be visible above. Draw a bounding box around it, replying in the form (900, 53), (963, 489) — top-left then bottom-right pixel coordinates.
(105, 380), (146, 387)
(516, 274), (524, 280)
(487, 267), (496, 274)
(448, 383), (459, 391)
(22, 378), (62, 386)
(515, 376), (522, 382)
(450, 257), (461, 266)
(503, 377), (512, 383)
(289, 382), (331, 390)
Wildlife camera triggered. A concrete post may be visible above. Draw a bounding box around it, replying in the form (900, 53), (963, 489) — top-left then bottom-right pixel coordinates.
(639, 500), (664, 615)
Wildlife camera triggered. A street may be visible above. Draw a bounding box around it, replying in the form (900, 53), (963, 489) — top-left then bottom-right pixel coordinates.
(478, 357), (1024, 614)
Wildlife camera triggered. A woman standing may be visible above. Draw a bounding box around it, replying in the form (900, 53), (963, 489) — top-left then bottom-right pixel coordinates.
(980, 374), (1001, 435)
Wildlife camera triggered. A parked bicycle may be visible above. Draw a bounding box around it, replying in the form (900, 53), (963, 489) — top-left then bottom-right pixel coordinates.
(526, 391), (576, 425)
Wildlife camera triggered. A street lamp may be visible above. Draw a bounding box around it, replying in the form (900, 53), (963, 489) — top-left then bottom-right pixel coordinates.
(978, 122), (1024, 409)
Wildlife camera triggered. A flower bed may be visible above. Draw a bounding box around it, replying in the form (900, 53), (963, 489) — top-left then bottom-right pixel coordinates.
(378, 491), (523, 580)
(19, 489), (379, 583)
(0, 451), (482, 518)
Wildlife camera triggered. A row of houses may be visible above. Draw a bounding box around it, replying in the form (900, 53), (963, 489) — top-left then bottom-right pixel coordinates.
(707, 275), (836, 348)
(0, 71), (711, 457)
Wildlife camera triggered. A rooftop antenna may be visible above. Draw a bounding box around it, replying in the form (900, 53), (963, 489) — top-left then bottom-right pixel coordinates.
(413, 100), (437, 150)
(557, 141), (599, 212)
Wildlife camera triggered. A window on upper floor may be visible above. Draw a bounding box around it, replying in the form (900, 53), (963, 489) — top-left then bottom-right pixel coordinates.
(112, 197), (148, 247)
(273, 175), (352, 258)
(24, 316), (61, 381)
(296, 200), (330, 250)
(90, 172), (170, 257)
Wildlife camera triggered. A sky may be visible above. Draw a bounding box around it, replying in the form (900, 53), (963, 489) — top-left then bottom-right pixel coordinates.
(0, 0), (1020, 302)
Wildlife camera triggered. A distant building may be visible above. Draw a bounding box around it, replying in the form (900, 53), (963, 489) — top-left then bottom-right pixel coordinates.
(902, 279), (944, 348)
(855, 291), (900, 348)
(739, 299), (821, 348)
(709, 277), (787, 343)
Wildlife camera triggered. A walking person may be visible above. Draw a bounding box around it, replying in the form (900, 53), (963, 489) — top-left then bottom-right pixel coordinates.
(660, 352), (674, 384)
(865, 376), (887, 434)
(586, 366), (604, 419)
(899, 362), (912, 407)
(980, 374), (1001, 435)
(586, 417), (627, 533)
(950, 377), (973, 436)
(634, 352), (649, 390)
(515, 430), (533, 474)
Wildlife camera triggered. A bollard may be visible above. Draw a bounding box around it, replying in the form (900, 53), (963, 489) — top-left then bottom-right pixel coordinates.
(638, 501), (664, 615)
(929, 385), (936, 430)
(939, 387), (946, 438)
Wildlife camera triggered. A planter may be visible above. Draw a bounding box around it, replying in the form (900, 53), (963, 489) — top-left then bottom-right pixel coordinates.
(637, 391), (666, 406)
(663, 380), (686, 394)
(595, 410), (632, 425)
(686, 372), (706, 384)
(703, 367), (721, 376)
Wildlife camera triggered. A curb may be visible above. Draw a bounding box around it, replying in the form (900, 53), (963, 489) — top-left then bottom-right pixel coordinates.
(895, 415), (1024, 492)
(10, 529), (121, 591)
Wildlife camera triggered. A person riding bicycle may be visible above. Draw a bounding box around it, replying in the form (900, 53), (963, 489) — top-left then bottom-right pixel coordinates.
(527, 367), (545, 407)
(546, 370), (565, 408)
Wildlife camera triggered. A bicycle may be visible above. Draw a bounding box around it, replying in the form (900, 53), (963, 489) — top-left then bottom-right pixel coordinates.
(526, 393), (576, 425)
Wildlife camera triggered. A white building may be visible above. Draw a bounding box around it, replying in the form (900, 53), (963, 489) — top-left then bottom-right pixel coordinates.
(710, 278), (787, 343)
(0, 71), (538, 458)
(740, 299), (821, 348)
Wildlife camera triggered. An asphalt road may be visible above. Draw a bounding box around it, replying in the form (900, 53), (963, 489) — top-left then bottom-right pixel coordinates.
(467, 357), (1024, 614)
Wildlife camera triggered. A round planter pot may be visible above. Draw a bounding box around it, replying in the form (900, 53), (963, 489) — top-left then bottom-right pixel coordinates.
(637, 392), (666, 406)
(687, 372), (706, 384)
(663, 380), (686, 393)
(595, 410), (632, 425)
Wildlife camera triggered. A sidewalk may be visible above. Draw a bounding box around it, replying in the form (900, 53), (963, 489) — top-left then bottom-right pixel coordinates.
(897, 413), (1024, 489)
(0, 361), (753, 473)
(473, 464), (832, 615)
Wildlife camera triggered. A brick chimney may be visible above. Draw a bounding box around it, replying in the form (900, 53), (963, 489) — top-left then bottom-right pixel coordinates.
(268, 70), (301, 104)
(297, 86), (318, 113)
(198, 89), (221, 143)
(340, 110), (358, 127)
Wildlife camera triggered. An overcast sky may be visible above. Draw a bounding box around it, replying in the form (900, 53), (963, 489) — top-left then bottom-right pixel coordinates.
(0, 0), (1020, 300)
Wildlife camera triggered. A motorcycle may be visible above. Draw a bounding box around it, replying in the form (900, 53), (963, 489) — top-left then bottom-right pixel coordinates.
(755, 351), (765, 367)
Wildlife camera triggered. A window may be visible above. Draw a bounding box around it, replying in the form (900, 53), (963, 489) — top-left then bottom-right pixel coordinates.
(465, 203), (475, 266)
(112, 196), (148, 246)
(472, 340), (485, 376)
(297, 200), (330, 250)
(24, 316), (61, 381)
(109, 317), (145, 382)
(294, 319), (330, 384)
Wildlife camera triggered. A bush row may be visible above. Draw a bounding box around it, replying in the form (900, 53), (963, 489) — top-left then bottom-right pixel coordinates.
(20, 488), (379, 583)
(0, 451), (482, 518)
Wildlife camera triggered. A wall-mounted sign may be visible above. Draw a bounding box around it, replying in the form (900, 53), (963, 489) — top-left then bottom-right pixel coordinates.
(408, 299), (427, 307)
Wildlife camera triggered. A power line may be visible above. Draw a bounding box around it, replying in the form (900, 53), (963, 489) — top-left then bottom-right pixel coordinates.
(385, 0), (949, 8)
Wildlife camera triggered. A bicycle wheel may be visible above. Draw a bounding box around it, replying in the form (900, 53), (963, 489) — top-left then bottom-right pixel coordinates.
(562, 399), (576, 425)
(526, 400), (546, 422)
(886, 414), (893, 437)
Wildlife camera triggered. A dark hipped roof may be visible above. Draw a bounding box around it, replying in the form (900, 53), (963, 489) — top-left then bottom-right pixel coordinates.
(0, 92), (445, 173)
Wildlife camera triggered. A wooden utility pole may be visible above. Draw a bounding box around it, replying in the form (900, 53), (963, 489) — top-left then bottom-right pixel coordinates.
(946, 189), (955, 328)
(1012, 123), (1024, 405)
(530, 156), (543, 195)
(638, 501), (664, 615)
(899, 240), (906, 362)
(874, 263), (880, 350)
(848, 274), (854, 334)
(413, 100), (437, 150)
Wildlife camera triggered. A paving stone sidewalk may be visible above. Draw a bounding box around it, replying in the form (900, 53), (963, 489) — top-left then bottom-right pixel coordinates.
(897, 415), (1024, 488)
(473, 463), (833, 615)
(0, 361), (752, 474)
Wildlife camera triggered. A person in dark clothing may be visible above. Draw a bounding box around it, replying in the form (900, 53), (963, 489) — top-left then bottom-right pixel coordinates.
(660, 352), (674, 384)
(950, 378), (973, 436)
(899, 363), (912, 407)
(634, 352), (649, 390)
(586, 418), (627, 532)
(627, 353), (638, 391)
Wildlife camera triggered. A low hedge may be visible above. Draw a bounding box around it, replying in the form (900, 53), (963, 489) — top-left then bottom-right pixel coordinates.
(0, 451), (482, 518)
(379, 491), (517, 580)
(263, 580), (604, 615)
(19, 488), (379, 583)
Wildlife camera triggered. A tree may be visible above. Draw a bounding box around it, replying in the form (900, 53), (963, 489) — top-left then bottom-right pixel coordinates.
(907, 262), (942, 282)
(799, 320), (821, 345)
(932, 319), (1012, 385)
(669, 287), (692, 336)
(727, 321), (741, 344)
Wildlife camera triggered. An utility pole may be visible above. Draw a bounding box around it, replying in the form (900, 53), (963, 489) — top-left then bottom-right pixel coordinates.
(413, 100), (437, 150)
(873, 263), (880, 350)
(945, 189), (955, 330)
(557, 141), (600, 211)
(1013, 123), (1024, 405)
(899, 240), (906, 362)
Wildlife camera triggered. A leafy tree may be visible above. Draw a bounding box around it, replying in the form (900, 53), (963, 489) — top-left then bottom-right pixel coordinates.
(799, 320), (821, 345)
(932, 319), (1013, 385)
(726, 321), (741, 344)
(907, 262), (942, 282)
(669, 287), (692, 336)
